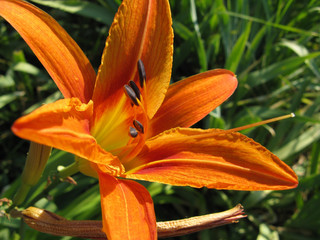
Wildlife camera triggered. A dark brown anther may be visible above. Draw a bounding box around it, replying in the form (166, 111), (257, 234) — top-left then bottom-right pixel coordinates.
(129, 80), (141, 100)
(137, 59), (146, 88)
(129, 126), (138, 138)
(133, 120), (144, 134)
(124, 84), (139, 106)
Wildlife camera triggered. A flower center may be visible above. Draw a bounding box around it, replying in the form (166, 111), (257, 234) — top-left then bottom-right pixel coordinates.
(118, 60), (149, 164)
(91, 60), (149, 166)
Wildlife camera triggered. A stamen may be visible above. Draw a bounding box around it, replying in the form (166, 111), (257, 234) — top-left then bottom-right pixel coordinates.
(227, 113), (295, 133)
(123, 84), (139, 106)
(129, 126), (138, 138)
(129, 80), (141, 100)
(137, 59), (146, 88)
(133, 120), (144, 133)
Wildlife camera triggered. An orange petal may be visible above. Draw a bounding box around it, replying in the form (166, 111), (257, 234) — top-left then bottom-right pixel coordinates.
(93, 0), (173, 120)
(125, 128), (298, 191)
(140, 0), (173, 118)
(148, 70), (237, 137)
(0, 0), (96, 103)
(98, 173), (157, 240)
(11, 98), (122, 174)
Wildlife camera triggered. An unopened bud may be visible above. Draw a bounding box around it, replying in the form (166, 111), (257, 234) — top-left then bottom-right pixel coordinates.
(13, 142), (51, 206)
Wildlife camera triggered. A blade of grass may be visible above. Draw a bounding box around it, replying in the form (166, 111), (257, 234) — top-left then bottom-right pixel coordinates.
(190, 0), (207, 71)
(225, 21), (251, 72)
(30, 0), (115, 26)
(0, 92), (24, 109)
(246, 52), (320, 87)
(280, 40), (320, 78)
(274, 124), (320, 161)
(214, 10), (319, 37)
(309, 141), (320, 175)
(243, 24), (267, 65)
(215, 0), (232, 57)
(173, 21), (193, 40)
(13, 62), (40, 76)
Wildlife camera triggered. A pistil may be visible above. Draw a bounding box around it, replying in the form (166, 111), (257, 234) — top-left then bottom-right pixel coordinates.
(227, 113), (295, 133)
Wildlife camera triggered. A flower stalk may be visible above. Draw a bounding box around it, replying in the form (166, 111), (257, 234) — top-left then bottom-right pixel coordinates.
(57, 162), (79, 179)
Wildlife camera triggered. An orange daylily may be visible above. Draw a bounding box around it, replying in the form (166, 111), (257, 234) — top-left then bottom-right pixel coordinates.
(1, 0), (298, 239)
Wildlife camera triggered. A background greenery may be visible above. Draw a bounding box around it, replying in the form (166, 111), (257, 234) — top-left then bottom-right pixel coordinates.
(1, 0), (320, 239)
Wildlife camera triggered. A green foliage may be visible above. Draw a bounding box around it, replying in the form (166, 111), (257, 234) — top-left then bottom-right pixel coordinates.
(1, 0), (319, 239)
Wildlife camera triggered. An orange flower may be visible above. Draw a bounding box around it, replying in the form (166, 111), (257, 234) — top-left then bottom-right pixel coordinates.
(1, 0), (298, 239)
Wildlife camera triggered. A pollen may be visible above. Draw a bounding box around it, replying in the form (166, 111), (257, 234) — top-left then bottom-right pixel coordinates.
(129, 80), (141, 100)
(123, 84), (139, 106)
(129, 126), (138, 138)
(138, 59), (146, 88)
(133, 119), (144, 133)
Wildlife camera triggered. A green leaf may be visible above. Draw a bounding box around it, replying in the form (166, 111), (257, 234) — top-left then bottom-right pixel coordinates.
(0, 92), (24, 109)
(30, 0), (115, 25)
(257, 223), (279, 240)
(246, 52), (320, 87)
(225, 21), (252, 73)
(13, 62), (40, 76)
(173, 21), (193, 40)
(280, 40), (320, 78)
(309, 141), (320, 175)
(243, 191), (271, 209)
(274, 124), (320, 161)
(297, 174), (320, 191)
(243, 24), (267, 64)
(190, 0), (207, 71)
(214, 10), (319, 37)
(288, 194), (320, 231)
(56, 180), (100, 220)
(0, 72), (15, 88)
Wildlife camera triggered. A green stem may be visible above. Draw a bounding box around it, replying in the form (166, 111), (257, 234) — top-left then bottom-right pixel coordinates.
(26, 177), (60, 207)
(8, 162), (79, 214)
(57, 162), (79, 178)
(26, 162), (79, 206)
(11, 184), (32, 208)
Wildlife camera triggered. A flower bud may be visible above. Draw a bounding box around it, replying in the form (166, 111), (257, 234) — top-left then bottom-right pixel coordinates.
(13, 142), (51, 206)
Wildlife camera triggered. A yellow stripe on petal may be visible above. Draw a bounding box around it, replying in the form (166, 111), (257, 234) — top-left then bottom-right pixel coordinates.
(91, 92), (133, 152)
(0, 0), (96, 103)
